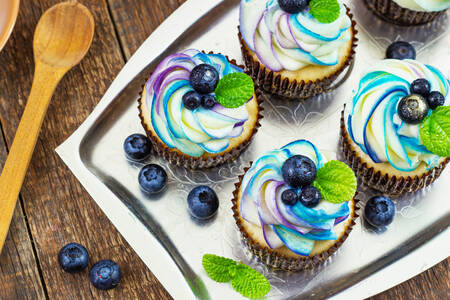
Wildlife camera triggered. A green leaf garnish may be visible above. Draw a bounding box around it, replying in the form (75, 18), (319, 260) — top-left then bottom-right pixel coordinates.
(419, 106), (450, 157)
(202, 254), (270, 298)
(313, 160), (356, 204)
(309, 0), (340, 24)
(202, 254), (236, 282)
(215, 73), (254, 108)
(231, 264), (271, 299)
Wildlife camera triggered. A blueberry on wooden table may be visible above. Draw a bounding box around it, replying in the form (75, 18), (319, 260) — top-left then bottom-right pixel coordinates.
(58, 243), (89, 273)
(89, 260), (122, 290)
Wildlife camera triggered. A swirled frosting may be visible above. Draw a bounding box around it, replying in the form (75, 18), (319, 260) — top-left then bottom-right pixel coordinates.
(142, 49), (253, 157)
(239, 0), (352, 72)
(239, 140), (351, 256)
(348, 59), (449, 172)
(393, 0), (450, 12)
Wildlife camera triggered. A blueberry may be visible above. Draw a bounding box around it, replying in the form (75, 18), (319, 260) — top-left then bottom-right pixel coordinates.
(281, 155), (317, 188)
(189, 64), (219, 94)
(427, 91), (445, 109)
(89, 260), (121, 290)
(182, 91), (202, 110)
(138, 164), (168, 194)
(397, 94), (429, 124)
(299, 186), (321, 208)
(123, 134), (151, 161)
(201, 94), (217, 109)
(281, 189), (298, 206)
(187, 186), (219, 220)
(364, 196), (395, 228)
(386, 41), (416, 60)
(410, 79), (431, 96)
(58, 243), (89, 273)
(278, 0), (309, 14)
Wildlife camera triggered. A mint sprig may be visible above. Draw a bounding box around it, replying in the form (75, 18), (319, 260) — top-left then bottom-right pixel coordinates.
(313, 160), (357, 204)
(419, 106), (450, 157)
(202, 254), (270, 298)
(309, 0), (340, 24)
(215, 73), (254, 108)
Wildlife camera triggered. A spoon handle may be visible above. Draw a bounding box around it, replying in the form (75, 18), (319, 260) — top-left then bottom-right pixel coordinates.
(0, 62), (66, 251)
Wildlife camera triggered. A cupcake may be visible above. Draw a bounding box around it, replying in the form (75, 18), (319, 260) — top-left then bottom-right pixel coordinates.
(139, 49), (262, 169)
(342, 59), (450, 196)
(232, 140), (358, 271)
(239, 0), (357, 99)
(364, 0), (450, 26)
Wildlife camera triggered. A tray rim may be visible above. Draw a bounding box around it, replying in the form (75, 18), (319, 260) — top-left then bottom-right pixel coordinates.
(56, 0), (450, 299)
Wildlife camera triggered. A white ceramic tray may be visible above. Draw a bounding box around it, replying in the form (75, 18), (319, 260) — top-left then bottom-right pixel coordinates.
(56, 0), (450, 299)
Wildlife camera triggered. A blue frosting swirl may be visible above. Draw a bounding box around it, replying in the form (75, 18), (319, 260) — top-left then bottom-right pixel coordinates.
(239, 140), (351, 256)
(141, 49), (252, 157)
(348, 59), (449, 172)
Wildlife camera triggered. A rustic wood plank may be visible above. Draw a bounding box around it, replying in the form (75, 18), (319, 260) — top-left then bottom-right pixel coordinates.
(107, 0), (186, 60)
(0, 126), (46, 299)
(0, 0), (170, 299)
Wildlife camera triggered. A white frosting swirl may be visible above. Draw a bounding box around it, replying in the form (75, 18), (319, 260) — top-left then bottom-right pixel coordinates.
(239, 0), (352, 72)
(348, 59), (449, 171)
(393, 0), (450, 12)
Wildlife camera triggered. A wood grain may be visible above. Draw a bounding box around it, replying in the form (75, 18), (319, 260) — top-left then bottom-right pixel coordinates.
(0, 123), (46, 299)
(0, 0), (447, 299)
(0, 0), (170, 299)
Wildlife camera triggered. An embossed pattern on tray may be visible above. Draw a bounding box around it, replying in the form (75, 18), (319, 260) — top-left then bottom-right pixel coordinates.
(75, 1), (449, 299)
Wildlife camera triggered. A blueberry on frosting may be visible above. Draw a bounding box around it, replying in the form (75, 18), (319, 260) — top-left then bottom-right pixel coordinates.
(427, 91), (445, 109)
(299, 186), (321, 208)
(182, 91), (202, 110)
(281, 189), (298, 205)
(397, 94), (429, 125)
(278, 0), (309, 14)
(190, 64), (219, 94)
(410, 78), (431, 97)
(201, 94), (217, 109)
(281, 155), (317, 188)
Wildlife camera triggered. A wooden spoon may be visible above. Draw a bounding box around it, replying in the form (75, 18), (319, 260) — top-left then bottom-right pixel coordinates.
(0, 1), (94, 252)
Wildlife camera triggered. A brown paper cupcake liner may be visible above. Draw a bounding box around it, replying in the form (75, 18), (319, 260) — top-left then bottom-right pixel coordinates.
(340, 108), (449, 197)
(138, 52), (264, 170)
(364, 0), (446, 26)
(238, 6), (358, 100)
(231, 164), (359, 272)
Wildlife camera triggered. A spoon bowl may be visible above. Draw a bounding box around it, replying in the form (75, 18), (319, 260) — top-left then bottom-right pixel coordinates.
(33, 1), (94, 68)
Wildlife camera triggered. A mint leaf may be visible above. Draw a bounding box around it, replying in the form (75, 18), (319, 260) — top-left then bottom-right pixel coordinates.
(215, 73), (254, 108)
(313, 160), (356, 204)
(231, 264), (270, 299)
(202, 254), (236, 282)
(419, 106), (450, 157)
(309, 0), (340, 24)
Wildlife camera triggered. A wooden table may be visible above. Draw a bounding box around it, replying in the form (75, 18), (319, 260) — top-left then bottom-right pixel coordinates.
(0, 0), (447, 299)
